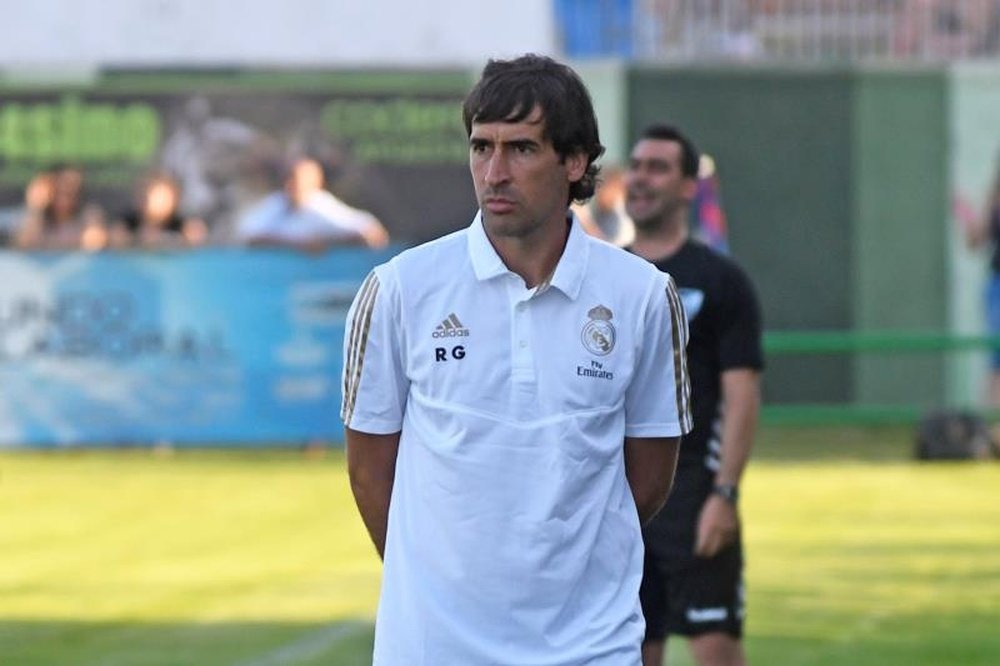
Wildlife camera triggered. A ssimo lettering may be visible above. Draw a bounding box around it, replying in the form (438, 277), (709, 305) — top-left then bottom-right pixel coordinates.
(0, 95), (161, 163)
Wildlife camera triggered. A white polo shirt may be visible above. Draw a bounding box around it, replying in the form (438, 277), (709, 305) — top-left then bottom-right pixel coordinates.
(342, 213), (691, 666)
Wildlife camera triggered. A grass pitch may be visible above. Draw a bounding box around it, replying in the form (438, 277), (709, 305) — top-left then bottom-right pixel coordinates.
(1, 426), (999, 665)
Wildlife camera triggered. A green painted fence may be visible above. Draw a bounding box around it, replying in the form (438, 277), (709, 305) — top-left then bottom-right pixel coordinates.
(763, 330), (998, 425)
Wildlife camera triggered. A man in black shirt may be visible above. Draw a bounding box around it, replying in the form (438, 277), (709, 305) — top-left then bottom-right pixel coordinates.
(626, 124), (764, 666)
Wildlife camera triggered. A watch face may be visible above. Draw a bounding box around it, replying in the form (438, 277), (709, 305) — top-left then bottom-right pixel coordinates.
(713, 485), (738, 502)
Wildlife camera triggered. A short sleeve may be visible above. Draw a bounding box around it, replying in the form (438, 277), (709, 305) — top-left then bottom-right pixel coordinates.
(624, 272), (693, 438)
(312, 192), (378, 236)
(341, 265), (409, 434)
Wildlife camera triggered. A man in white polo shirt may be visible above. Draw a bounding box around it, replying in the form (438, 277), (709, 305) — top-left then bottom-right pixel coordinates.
(342, 54), (692, 665)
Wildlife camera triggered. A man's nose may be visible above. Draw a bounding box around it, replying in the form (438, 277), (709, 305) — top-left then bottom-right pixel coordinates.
(485, 152), (511, 186)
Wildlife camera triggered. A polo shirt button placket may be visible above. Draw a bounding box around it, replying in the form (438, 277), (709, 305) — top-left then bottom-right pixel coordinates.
(512, 299), (532, 369)
(511, 295), (536, 413)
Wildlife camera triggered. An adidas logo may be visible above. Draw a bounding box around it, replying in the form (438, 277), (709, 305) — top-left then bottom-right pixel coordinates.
(432, 313), (470, 338)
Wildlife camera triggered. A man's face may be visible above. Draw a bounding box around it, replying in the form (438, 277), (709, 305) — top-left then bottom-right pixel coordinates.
(285, 160), (324, 207)
(624, 138), (696, 229)
(144, 181), (178, 223)
(469, 106), (586, 240)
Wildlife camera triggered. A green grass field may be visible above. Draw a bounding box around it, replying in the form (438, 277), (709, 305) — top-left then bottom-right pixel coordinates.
(2, 426), (999, 665)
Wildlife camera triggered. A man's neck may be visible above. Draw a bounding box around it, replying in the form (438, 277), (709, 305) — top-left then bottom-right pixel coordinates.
(488, 218), (570, 289)
(630, 214), (688, 263)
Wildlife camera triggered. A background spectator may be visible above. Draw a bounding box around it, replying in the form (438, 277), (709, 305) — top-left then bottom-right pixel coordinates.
(964, 151), (1000, 407)
(109, 172), (208, 250)
(13, 165), (108, 252)
(236, 157), (389, 253)
(573, 164), (635, 246)
(693, 154), (730, 254)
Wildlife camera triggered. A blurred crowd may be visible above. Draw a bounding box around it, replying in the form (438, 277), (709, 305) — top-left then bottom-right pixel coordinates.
(630, 0), (1000, 62)
(1, 155), (729, 255)
(0, 156), (390, 254)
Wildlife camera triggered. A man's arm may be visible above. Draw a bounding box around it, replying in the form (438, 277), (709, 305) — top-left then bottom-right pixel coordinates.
(358, 217), (390, 249)
(694, 367), (760, 557)
(345, 428), (401, 560)
(624, 436), (681, 526)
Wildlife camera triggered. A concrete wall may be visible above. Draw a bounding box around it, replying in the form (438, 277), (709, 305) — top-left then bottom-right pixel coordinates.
(948, 66), (1000, 406)
(0, 0), (555, 69)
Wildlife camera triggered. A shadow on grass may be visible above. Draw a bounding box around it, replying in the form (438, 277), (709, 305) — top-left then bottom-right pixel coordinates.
(0, 620), (375, 666)
(746, 612), (1000, 666)
(757, 424), (925, 462)
(6, 615), (997, 666)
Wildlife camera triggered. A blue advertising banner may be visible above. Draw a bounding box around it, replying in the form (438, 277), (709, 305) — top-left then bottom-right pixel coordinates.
(0, 248), (398, 447)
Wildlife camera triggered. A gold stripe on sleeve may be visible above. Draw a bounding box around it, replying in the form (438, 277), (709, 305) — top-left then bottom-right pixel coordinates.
(343, 271), (377, 403)
(665, 275), (693, 433)
(342, 272), (380, 426)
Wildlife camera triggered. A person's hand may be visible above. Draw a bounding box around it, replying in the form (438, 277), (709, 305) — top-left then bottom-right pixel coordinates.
(361, 218), (390, 249)
(25, 174), (54, 212)
(182, 217), (209, 246)
(80, 223), (108, 252)
(694, 494), (740, 558)
(80, 205), (109, 252)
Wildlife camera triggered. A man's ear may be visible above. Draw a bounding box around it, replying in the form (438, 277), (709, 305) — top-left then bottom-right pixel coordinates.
(682, 177), (699, 201)
(565, 152), (588, 183)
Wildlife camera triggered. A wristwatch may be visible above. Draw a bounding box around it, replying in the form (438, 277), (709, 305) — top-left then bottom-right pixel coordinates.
(711, 484), (739, 504)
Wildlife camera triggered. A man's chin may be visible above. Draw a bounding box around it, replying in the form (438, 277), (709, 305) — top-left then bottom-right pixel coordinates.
(483, 214), (540, 239)
(630, 214), (664, 232)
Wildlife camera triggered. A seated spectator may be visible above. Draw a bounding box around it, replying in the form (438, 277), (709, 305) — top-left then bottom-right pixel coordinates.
(14, 165), (108, 251)
(235, 157), (389, 253)
(110, 171), (208, 250)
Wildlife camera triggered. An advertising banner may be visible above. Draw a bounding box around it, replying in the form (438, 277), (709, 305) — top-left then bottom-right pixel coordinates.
(0, 71), (477, 245)
(0, 247), (396, 447)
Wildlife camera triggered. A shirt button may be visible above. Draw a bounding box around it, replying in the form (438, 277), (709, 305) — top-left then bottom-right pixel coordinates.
(519, 340), (527, 348)
(516, 303), (526, 312)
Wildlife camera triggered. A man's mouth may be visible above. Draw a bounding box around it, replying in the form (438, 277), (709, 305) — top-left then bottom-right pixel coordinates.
(484, 197), (516, 214)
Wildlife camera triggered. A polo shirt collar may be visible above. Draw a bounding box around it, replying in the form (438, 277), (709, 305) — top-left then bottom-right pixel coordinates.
(467, 212), (509, 281)
(467, 210), (589, 301)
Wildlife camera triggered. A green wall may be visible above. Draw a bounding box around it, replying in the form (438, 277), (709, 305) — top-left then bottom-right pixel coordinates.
(851, 69), (949, 407)
(575, 61), (629, 164)
(625, 65), (965, 410)
(628, 67), (855, 404)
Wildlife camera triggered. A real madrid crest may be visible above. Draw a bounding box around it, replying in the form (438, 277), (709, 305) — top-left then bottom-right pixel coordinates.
(582, 305), (616, 356)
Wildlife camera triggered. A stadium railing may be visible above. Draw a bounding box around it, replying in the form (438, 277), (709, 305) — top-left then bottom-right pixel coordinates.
(559, 0), (1000, 63)
(762, 329), (1000, 425)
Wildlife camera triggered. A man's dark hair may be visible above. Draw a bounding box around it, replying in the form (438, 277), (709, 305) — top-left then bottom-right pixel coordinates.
(463, 54), (605, 204)
(639, 124), (701, 179)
